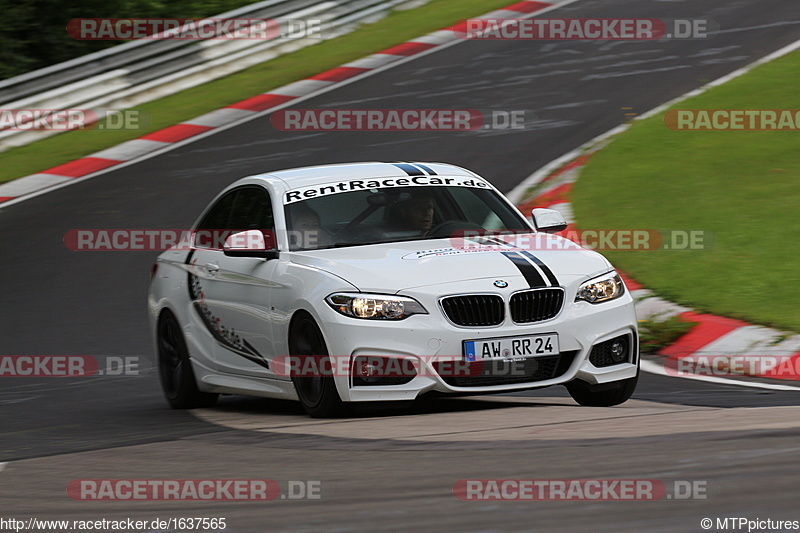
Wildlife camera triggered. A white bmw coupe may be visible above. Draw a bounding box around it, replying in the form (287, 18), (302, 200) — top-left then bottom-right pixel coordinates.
(148, 162), (639, 417)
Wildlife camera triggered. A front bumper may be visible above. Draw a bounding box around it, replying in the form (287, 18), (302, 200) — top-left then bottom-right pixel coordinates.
(318, 289), (638, 402)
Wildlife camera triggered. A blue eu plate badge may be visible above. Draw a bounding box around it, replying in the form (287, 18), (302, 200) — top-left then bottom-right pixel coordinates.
(464, 341), (477, 362)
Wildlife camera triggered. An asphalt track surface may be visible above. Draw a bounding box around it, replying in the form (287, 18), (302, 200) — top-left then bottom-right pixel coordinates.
(2, 0), (800, 530)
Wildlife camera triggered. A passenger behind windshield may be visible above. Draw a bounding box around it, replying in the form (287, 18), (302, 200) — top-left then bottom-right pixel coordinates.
(287, 203), (330, 250)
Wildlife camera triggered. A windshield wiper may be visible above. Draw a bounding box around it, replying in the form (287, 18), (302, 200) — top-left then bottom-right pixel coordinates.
(331, 235), (430, 248)
(331, 240), (389, 248)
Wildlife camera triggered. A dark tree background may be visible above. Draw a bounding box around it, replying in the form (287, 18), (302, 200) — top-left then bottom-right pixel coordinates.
(0, 0), (260, 80)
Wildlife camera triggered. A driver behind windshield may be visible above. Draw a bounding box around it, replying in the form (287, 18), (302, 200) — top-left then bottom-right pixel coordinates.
(390, 191), (435, 235)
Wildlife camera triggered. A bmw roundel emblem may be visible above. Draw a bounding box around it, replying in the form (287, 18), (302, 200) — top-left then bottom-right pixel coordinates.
(493, 280), (509, 288)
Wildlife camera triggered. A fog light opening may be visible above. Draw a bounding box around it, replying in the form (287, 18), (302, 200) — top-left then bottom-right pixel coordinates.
(589, 335), (630, 368)
(610, 339), (627, 363)
(362, 363), (379, 378)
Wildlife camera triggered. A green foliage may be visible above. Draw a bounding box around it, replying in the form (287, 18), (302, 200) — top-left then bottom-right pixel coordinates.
(573, 51), (800, 331)
(0, 0), (263, 80)
(638, 315), (697, 354)
(0, 0), (516, 182)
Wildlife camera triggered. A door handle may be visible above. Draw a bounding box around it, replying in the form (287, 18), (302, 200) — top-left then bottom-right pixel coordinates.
(203, 263), (220, 276)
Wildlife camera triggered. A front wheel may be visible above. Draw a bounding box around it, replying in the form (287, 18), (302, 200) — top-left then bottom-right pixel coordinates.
(566, 371), (638, 407)
(157, 311), (218, 409)
(289, 315), (349, 418)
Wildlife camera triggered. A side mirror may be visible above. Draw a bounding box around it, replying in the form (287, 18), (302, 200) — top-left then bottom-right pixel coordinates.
(223, 229), (279, 259)
(531, 208), (567, 233)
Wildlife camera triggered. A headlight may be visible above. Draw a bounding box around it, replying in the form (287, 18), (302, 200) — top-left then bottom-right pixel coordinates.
(575, 271), (625, 304)
(326, 293), (428, 320)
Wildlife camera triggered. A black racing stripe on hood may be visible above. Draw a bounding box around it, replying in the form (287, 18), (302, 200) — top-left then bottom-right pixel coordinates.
(520, 250), (559, 286)
(501, 251), (546, 288)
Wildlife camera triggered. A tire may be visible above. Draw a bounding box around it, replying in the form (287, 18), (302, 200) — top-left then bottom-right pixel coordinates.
(289, 315), (349, 418)
(157, 311), (218, 409)
(566, 371), (638, 407)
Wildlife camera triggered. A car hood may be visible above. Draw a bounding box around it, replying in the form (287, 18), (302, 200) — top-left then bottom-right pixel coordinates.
(289, 234), (611, 293)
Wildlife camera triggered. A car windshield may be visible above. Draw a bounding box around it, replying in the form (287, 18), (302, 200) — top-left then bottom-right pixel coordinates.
(284, 185), (531, 251)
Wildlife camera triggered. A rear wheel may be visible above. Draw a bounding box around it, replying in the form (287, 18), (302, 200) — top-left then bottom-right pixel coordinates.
(289, 315), (349, 418)
(566, 371), (638, 407)
(157, 311), (218, 409)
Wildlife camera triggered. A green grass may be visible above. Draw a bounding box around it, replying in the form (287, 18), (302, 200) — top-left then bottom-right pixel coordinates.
(0, 0), (517, 184)
(573, 50), (800, 332)
(638, 315), (698, 354)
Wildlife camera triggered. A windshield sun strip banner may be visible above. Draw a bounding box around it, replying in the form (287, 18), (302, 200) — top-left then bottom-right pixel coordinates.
(283, 175), (490, 204)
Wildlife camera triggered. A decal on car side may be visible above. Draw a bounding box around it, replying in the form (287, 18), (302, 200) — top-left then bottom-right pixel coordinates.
(186, 257), (270, 369)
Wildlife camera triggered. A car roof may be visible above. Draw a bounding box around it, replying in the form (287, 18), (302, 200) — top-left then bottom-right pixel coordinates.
(248, 162), (477, 189)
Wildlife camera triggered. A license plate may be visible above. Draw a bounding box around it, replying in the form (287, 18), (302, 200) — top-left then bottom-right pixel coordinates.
(464, 334), (559, 361)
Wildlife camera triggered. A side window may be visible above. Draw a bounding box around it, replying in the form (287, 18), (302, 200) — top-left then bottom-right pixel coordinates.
(196, 190), (237, 231)
(229, 187), (274, 232)
(194, 186), (273, 249)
